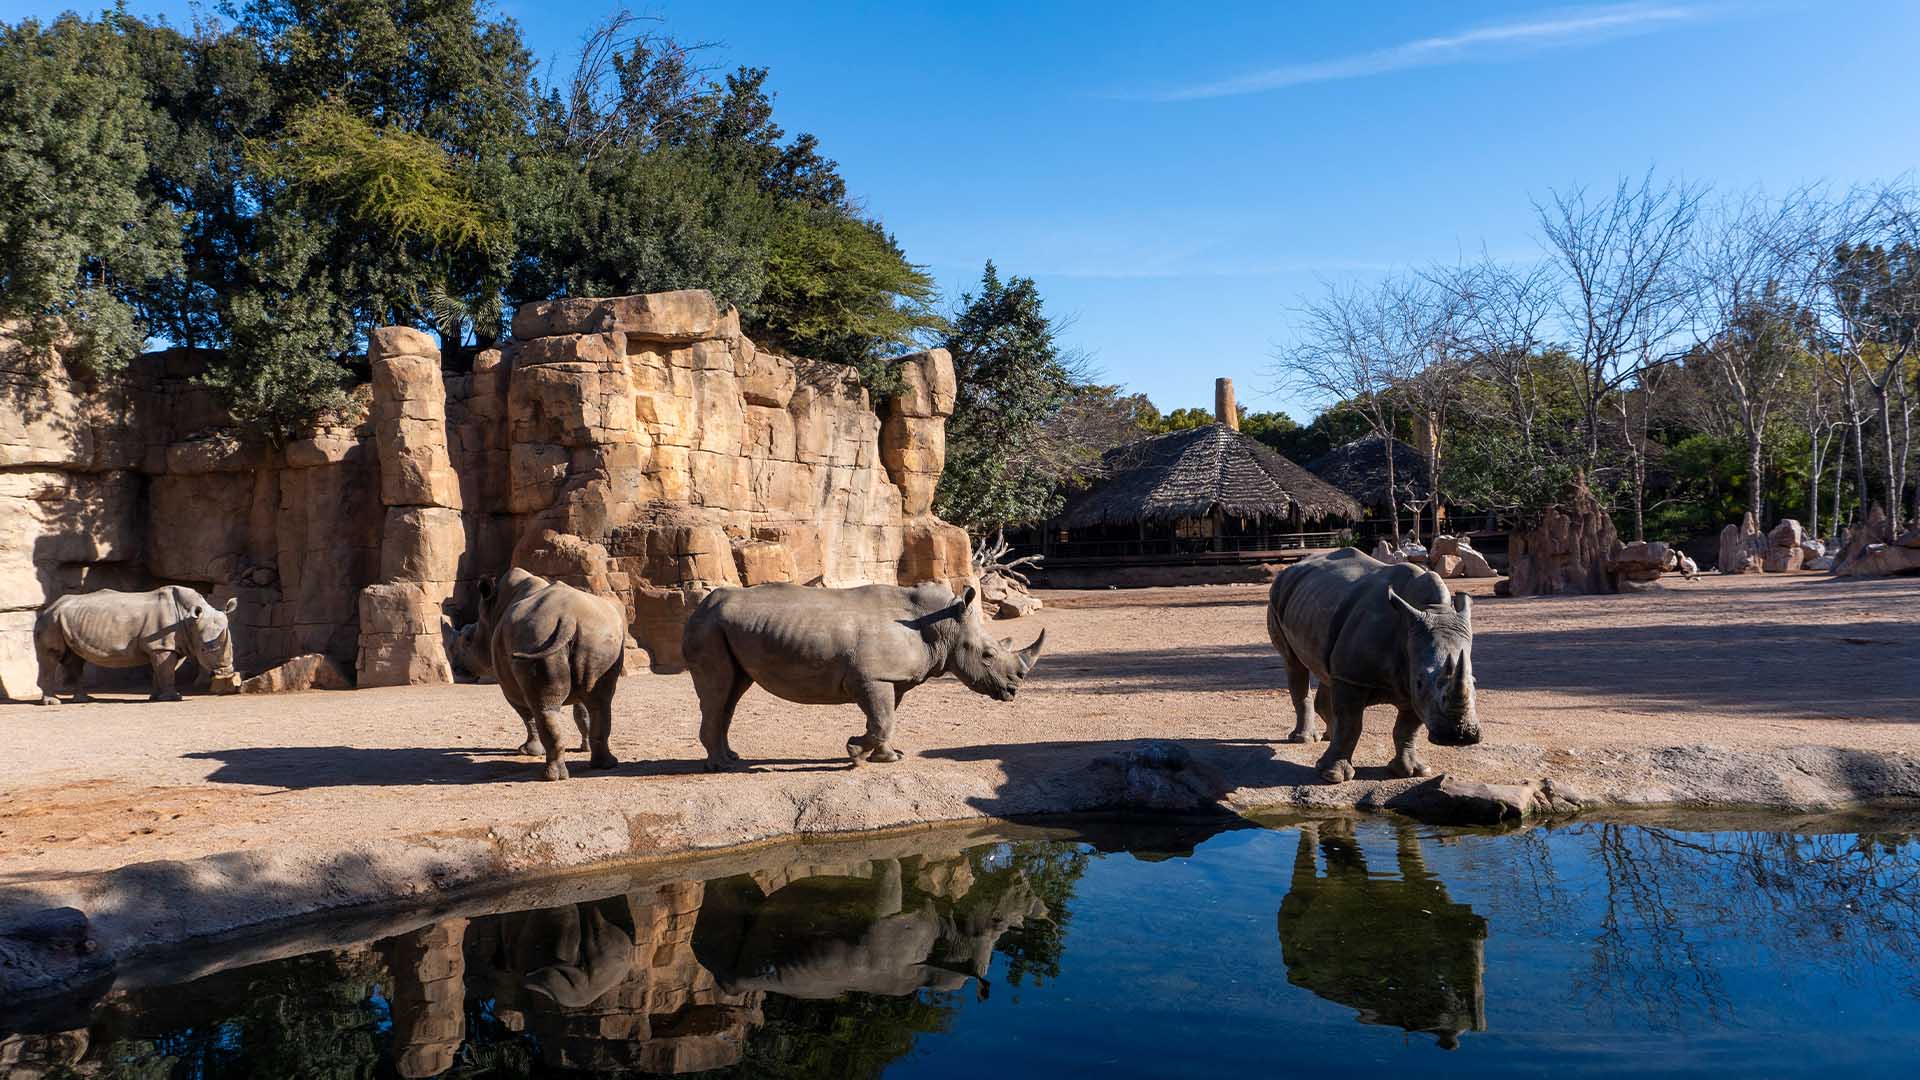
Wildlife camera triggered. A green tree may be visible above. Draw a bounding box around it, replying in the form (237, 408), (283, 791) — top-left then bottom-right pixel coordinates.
(0, 13), (179, 370)
(936, 262), (1078, 530)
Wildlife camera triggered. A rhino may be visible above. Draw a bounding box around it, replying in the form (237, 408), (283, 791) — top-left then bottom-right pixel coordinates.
(691, 857), (1047, 1001)
(1266, 548), (1481, 783)
(1277, 820), (1488, 1048)
(680, 581), (1044, 770)
(473, 568), (626, 781)
(33, 586), (238, 704)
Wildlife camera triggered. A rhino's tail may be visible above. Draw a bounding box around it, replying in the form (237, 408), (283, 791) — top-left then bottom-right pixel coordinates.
(511, 618), (573, 662)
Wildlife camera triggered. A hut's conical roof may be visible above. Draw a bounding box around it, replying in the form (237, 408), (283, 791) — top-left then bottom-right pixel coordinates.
(1306, 433), (1432, 509)
(1053, 424), (1363, 529)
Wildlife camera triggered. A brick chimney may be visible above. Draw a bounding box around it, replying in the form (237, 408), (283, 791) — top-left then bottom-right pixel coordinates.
(1214, 377), (1240, 431)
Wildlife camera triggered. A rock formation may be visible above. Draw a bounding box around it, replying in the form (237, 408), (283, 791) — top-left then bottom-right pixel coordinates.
(1716, 512), (1767, 574)
(1831, 505), (1893, 573)
(1501, 471), (1617, 596)
(1837, 524), (1920, 578)
(1762, 518), (1806, 573)
(1605, 540), (1669, 588)
(1428, 535), (1496, 579)
(0, 291), (974, 698)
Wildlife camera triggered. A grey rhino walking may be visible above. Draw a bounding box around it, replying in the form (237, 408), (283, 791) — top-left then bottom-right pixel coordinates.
(473, 568), (626, 781)
(1266, 548), (1481, 783)
(33, 587), (238, 704)
(681, 581), (1044, 770)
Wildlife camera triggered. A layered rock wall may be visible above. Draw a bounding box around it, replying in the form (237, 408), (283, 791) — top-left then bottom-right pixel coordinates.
(0, 291), (971, 697)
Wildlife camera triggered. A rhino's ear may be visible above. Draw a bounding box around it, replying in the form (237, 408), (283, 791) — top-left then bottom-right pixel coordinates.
(962, 585), (978, 609)
(222, 597), (238, 615)
(1453, 593), (1471, 620)
(477, 575), (495, 602)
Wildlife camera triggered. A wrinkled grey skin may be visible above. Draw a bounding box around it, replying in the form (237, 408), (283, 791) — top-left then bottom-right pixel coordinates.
(33, 587), (237, 704)
(681, 581), (1044, 770)
(474, 568), (626, 781)
(1267, 548), (1481, 783)
(691, 858), (1047, 1001)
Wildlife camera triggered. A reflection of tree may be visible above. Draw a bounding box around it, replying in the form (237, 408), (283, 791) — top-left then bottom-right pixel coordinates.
(1573, 823), (1920, 1026)
(1276, 820), (1489, 1049)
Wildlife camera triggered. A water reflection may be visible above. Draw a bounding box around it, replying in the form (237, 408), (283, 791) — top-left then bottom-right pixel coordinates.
(1275, 820), (1488, 1049)
(5, 816), (1920, 1077)
(694, 856), (1048, 1002)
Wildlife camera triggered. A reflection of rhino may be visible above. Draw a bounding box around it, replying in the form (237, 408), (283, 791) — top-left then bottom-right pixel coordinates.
(1276, 822), (1488, 1049)
(692, 857), (1046, 1001)
(490, 898), (637, 1008)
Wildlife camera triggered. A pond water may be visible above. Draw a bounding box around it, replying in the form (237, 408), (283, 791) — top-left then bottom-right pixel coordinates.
(5, 814), (1920, 1078)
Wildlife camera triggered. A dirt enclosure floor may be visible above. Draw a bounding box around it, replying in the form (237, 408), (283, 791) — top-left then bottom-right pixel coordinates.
(2, 571), (1918, 988)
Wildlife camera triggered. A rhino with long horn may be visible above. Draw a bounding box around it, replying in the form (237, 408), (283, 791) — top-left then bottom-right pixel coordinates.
(681, 581), (1047, 769)
(1266, 548), (1482, 783)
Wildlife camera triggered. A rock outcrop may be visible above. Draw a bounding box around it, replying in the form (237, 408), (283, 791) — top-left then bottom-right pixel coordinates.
(1502, 472), (1617, 596)
(1838, 523), (1920, 578)
(1716, 512), (1767, 574)
(1428, 535), (1496, 579)
(0, 291), (973, 697)
(1605, 540), (1669, 588)
(1762, 518), (1806, 573)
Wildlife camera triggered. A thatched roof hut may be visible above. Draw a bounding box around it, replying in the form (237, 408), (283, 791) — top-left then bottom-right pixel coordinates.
(1307, 434), (1432, 509)
(1055, 424), (1364, 529)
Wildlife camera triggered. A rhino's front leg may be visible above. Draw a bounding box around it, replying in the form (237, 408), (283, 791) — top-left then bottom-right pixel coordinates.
(1387, 706), (1430, 779)
(847, 681), (904, 764)
(1314, 689), (1363, 784)
(149, 652), (183, 703)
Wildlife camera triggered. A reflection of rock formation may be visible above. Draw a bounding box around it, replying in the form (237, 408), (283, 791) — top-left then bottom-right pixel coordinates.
(381, 919), (467, 1078)
(1276, 822), (1488, 1049)
(693, 855), (1047, 1003)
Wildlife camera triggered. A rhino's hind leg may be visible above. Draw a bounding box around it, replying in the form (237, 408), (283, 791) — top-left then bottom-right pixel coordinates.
(1282, 654), (1319, 743)
(62, 653), (88, 703)
(511, 703), (542, 755)
(1314, 690), (1362, 784)
(570, 703), (591, 754)
(535, 708), (571, 781)
(847, 681), (904, 764)
(1387, 707), (1430, 779)
(584, 666), (619, 771)
(691, 661), (750, 772)
(149, 652), (183, 703)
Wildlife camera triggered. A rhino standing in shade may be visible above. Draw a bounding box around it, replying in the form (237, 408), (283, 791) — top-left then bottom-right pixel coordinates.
(681, 582), (1044, 770)
(1266, 548), (1481, 783)
(473, 568), (626, 781)
(33, 587), (238, 704)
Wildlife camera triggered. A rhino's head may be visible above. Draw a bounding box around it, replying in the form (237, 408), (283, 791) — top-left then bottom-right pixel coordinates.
(1387, 589), (1480, 747)
(187, 597), (238, 678)
(947, 586), (1045, 702)
(450, 620), (493, 680)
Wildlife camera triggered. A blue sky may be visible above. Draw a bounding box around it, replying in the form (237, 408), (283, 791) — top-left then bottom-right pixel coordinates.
(7, 1), (1919, 417)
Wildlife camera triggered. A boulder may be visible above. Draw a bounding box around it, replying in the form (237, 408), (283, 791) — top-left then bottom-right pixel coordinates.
(1453, 544), (1497, 578)
(732, 540), (796, 585)
(1804, 555), (1835, 572)
(1370, 540), (1402, 564)
(1762, 518), (1805, 573)
(1831, 505), (1891, 572)
(511, 290), (733, 343)
(241, 653), (353, 693)
(1607, 540), (1669, 584)
(1838, 542), (1920, 578)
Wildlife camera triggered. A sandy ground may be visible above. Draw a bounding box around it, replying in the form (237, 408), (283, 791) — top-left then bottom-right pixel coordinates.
(1, 571), (1917, 991)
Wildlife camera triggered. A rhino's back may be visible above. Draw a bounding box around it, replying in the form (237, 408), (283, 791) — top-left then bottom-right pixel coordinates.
(43, 587), (190, 665)
(1270, 550), (1440, 681)
(699, 582), (942, 627)
(498, 580), (624, 660)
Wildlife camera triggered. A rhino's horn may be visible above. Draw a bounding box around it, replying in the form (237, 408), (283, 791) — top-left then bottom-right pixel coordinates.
(1386, 587), (1426, 623)
(1016, 628), (1046, 675)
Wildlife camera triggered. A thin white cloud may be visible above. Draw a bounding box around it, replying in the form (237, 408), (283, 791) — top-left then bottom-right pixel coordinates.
(1153, 3), (1700, 102)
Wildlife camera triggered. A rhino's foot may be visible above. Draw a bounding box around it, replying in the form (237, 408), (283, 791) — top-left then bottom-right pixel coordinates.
(571, 742), (590, 753)
(1387, 756), (1431, 779)
(516, 738), (542, 756)
(1317, 759), (1355, 784)
(588, 752), (619, 771)
(151, 691), (182, 703)
(37, 695), (57, 706)
(703, 750), (746, 773)
(542, 761), (570, 782)
(1284, 728), (1321, 744)
(865, 747), (905, 764)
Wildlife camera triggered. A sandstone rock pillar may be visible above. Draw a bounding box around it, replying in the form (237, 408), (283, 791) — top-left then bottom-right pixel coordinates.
(1502, 471), (1618, 596)
(358, 327), (466, 686)
(883, 348), (973, 592)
